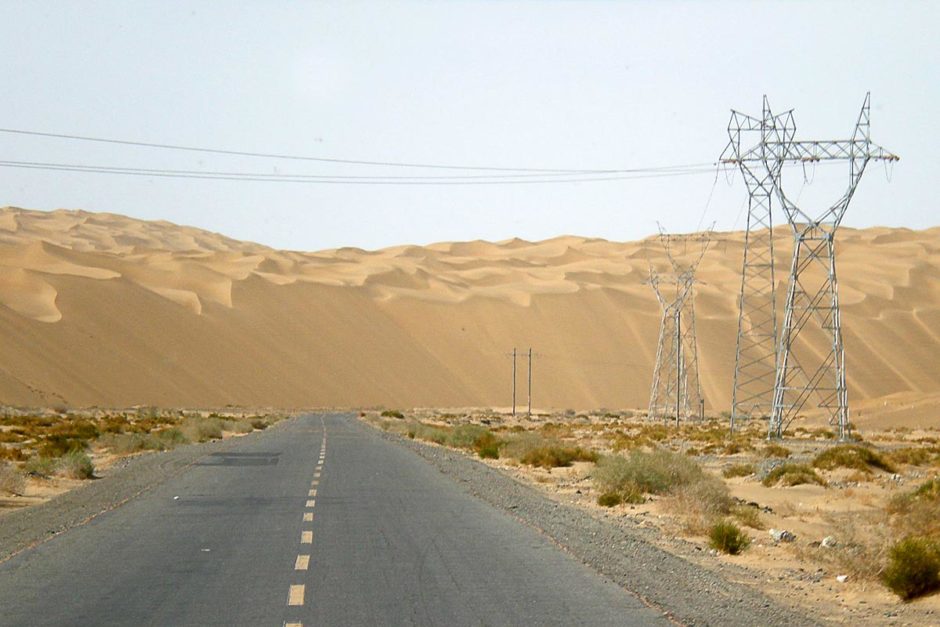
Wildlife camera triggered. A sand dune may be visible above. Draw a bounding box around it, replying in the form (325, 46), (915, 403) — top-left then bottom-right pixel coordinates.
(0, 206), (937, 428)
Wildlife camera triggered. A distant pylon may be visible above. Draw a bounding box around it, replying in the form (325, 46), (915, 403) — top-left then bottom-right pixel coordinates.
(647, 227), (711, 424)
(721, 93), (898, 439)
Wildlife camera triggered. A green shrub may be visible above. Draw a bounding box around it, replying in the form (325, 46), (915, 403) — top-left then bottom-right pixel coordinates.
(381, 410), (405, 419)
(447, 424), (492, 449)
(709, 520), (750, 555)
(762, 463), (826, 487)
(882, 537), (940, 600)
(250, 418), (268, 430)
(56, 450), (94, 479)
(413, 423), (450, 445)
(597, 491), (623, 507)
(723, 463), (756, 478)
(813, 445), (895, 474)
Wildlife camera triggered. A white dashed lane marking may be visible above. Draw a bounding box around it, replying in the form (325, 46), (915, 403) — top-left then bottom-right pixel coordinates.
(301, 531), (313, 544)
(303, 512), (313, 522)
(308, 489), (317, 497)
(305, 499), (315, 508)
(295, 555), (310, 571)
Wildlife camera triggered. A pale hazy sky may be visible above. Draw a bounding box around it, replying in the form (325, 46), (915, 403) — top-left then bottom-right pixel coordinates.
(0, 1), (935, 251)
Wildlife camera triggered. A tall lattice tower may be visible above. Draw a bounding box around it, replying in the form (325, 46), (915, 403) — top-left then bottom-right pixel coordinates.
(721, 98), (794, 429)
(722, 94), (898, 439)
(647, 229), (711, 424)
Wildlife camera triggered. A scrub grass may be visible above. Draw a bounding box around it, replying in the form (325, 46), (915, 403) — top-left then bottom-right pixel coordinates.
(761, 463), (826, 487)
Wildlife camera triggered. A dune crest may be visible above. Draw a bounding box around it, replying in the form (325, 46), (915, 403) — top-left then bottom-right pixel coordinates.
(0, 206), (937, 429)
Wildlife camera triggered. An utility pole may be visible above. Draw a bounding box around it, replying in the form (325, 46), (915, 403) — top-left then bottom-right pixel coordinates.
(511, 347), (517, 417)
(527, 347), (532, 417)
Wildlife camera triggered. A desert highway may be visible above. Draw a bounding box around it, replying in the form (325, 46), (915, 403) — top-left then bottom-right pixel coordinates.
(0, 413), (666, 626)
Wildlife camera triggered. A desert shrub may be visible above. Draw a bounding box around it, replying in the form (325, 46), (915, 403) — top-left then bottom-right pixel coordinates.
(731, 504), (765, 529)
(597, 491), (623, 507)
(669, 476), (734, 534)
(381, 410), (405, 419)
(225, 419), (254, 434)
(882, 537), (940, 600)
(761, 444), (791, 459)
(813, 445), (895, 474)
(24, 456), (56, 478)
(762, 463), (826, 487)
(447, 424), (491, 449)
(723, 463), (756, 478)
(0, 445), (28, 462)
(886, 478), (940, 539)
(250, 418), (268, 430)
(56, 450), (94, 479)
(413, 423), (450, 445)
(0, 430), (27, 443)
(593, 449), (705, 496)
(49, 419), (99, 440)
(38, 434), (87, 458)
(180, 417), (224, 443)
(520, 445), (597, 468)
(99, 415), (132, 434)
(0, 462), (25, 495)
(709, 520), (750, 555)
(885, 447), (938, 467)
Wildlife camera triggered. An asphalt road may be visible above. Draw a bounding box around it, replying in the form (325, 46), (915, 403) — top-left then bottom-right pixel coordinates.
(0, 414), (666, 626)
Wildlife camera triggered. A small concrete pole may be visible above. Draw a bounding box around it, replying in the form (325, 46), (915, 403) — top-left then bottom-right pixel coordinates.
(527, 347), (532, 417)
(511, 347), (517, 417)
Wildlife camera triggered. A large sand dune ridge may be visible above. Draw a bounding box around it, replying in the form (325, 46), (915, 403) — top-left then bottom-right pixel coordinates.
(0, 207), (937, 427)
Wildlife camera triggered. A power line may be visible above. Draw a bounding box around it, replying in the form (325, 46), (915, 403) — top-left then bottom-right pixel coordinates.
(0, 127), (715, 175)
(0, 159), (723, 186)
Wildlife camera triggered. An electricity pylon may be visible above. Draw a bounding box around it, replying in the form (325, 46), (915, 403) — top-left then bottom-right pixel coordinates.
(647, 228), (711, 424)
(721, 98), (791, 430)
(721, 94), (898, 439)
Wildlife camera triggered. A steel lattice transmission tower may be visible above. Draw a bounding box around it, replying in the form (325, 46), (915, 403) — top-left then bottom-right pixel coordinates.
(647, 229), (711, 424)
(721, 98), (793, 429)
(722, 93), (898, 439)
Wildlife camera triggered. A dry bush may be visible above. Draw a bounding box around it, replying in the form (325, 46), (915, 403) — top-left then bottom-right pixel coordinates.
(179, 417), (223, 443)
(722, 463), (756, 478)
(24, 456), (56, 478)
(731, 504), (764, 529)
(668, 477), (733, 534)
(224, 419), (254, 434)
(884, 447), (939, 467)
(56, 450), (94, 479)
(594, 449), (706, 495)
(0, 462), (25, 495)
(813, 445), (894, 474)
(761, 443), (791, 459)
(0, 445), (28, 462)
(762, 463), (826, 487)
(887, 478), (940, 539)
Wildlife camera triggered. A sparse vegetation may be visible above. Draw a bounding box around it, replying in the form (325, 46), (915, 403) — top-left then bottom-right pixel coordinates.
(882, 537), (940, 601)
(180, 417), (224, 443)
(380, 409), (405, 419)
(760, 443), (791, 459)
(0, 462), (25, 495)
(730, 504), (764, 529)
(812, 444), (895, 474)
(709, 520), (750, 555)
(761, 463), (826, 487)
(722, 463), (755, 478)
(56, 450), (94, 479)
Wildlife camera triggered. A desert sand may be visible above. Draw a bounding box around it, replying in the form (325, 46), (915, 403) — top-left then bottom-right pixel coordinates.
(0, 206), (937, 429)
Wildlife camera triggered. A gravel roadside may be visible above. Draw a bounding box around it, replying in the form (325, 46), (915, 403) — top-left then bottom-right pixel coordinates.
(372, 421), (825, 627)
